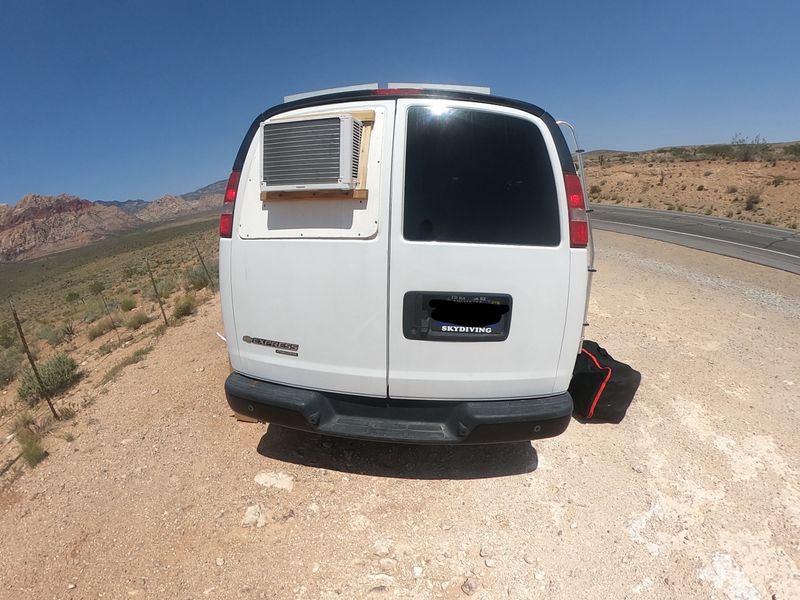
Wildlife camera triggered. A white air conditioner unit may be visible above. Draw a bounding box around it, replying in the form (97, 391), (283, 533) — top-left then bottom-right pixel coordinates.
(262, 115), (363, 193)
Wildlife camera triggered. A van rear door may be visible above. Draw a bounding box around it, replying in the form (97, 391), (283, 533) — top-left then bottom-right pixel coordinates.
(388, 100), (571, 400)
(227, 100), (395, 397)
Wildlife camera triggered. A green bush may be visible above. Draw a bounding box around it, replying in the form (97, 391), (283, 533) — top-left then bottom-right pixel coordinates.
(60, 321), (77, 340)
(125, 311), (150, 331)
(0, 320), (17, 349)
(38, 324), (65, 347)
(0, 348), (23, 387)
(17, 353), (79, 405)
(145, 276), (177, 301)
(745, 193), (762, 211)
(783, 143), (800, 159)
(173, 294), (197, 319)
(82, 302), (104, 324)
(87, 316), (115, 341)
(184, 266), (209, 291)
(120, 297), (137, 312)
(11, 411), (47, 467)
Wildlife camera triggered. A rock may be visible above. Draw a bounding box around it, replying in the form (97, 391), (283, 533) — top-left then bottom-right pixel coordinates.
(253, 471), (294, 491)
(479, 545), (493, 558)
(523, 552), (536, 565)
(120, 439), (133, 445)
(378, 558), (397, 573)
(484, 558), (497, 568)
(372, 538), (393, 557)
(461, 577), (479, 596)
(241, 504), (263, 527)
(150, 389), (159, 395)
(412, 566), (423, 578)
(67, 583), (76, 590)
(215, 557), (225, 567)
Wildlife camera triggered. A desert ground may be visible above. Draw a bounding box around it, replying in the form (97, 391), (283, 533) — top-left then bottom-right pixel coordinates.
(584, 154), (800, 229)
(1, 230), (799, 599)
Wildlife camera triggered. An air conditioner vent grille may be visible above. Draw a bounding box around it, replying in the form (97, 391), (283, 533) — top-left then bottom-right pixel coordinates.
(262, 116), (363, 191)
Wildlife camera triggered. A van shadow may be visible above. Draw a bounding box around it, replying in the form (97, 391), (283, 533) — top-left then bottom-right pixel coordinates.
(256, 426), (538, 480)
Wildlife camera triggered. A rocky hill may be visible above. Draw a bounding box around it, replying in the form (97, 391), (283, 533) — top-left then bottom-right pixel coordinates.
(0, 180), (226, 262)
(0, 194), (141, 262)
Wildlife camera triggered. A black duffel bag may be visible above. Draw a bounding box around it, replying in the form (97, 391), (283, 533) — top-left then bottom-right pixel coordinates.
(568, 341), (641, 423)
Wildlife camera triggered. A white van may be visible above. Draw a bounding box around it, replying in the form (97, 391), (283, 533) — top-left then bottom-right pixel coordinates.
(220, 84), (592, 444)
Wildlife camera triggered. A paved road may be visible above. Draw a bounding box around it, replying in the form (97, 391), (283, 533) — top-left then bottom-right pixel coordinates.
(590, 204), (800, 275)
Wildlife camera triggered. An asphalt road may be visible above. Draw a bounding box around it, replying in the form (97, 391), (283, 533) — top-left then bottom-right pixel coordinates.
(590, 204), (800, 275)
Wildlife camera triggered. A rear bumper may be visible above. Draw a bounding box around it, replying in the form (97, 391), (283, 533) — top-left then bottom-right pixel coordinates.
(225, 372), (573, 444)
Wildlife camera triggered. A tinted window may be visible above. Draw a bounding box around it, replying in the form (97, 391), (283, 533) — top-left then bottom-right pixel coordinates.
(403, 107), (560, 246)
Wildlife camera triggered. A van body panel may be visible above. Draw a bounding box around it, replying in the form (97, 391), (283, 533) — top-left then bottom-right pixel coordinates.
(387, 100), (574, 400)
(226, 100), (395, 396)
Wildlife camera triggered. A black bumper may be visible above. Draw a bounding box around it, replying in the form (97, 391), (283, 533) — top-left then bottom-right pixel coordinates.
(225, 372), (573, 445)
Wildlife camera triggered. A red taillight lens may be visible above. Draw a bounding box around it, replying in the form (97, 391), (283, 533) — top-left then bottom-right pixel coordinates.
(564, 173), (588, 248)
(219, 170), (240, 238)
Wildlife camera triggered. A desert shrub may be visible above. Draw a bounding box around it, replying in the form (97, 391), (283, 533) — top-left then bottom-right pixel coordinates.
(65, 291), (80, 303)
(772, 175), (785, 186)
(38, 324), (65, 347)
(699, 144), (735, 160)
(82, 302), (104, 324)
(0, 348), (23, 386)
(87, 316), (114, 341)
(88, 281), (106, 295)
(697, 185), (705, 191)
(0, 320), (17, 349)
(120, 297), (137, 312)
(60, 321), (76, 340)
(125, 311), (150, 331)
(98, 341), (116, 355)
(145, 276), (176, 301)
(745, 193), (762, 211)
(731, 133), (768, 161)
(784, 144), (800, 159)
(173, 294), (197, 319)
(17, 353), (78, 405)
(589, 185), (601, 195)
(11, 411), (47, 467)
(726, 185), (738, 194)
(101, 347), (153, 385)
(703, 171), (712, 176)
(184, 266), (210, 291)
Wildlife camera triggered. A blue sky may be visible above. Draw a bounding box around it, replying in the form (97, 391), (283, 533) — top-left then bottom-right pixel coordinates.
(1, 0), (798, 204)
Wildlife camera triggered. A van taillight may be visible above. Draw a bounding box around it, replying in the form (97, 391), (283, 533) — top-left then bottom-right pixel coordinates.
(564, 173), (588, 248)
(219, 170), (240, 238)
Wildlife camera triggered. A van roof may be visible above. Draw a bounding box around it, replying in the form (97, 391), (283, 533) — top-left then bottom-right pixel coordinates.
(232, 88), (576, 175)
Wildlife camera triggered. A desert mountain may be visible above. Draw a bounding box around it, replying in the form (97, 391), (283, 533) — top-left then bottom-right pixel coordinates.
(0, 194), (141, 262)
(0, 179), (226, 262)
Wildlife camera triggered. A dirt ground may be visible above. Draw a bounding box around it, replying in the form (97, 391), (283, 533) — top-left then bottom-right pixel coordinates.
(1, 230), (799, 599)
(584, 157), (800, 228)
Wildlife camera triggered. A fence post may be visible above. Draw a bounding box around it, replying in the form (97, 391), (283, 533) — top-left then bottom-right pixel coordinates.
(193, 241), (215, 291)
(9, 302), (60, 420)
(146, 258), (169, 327)
(98, 292), (122, 346)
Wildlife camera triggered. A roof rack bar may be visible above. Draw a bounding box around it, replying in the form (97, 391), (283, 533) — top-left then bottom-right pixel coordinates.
(388, 82), (491, 95)
(283, 83), (379, 103)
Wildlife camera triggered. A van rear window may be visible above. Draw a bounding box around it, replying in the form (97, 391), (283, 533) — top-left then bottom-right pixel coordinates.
(403, 107), (560, 246)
